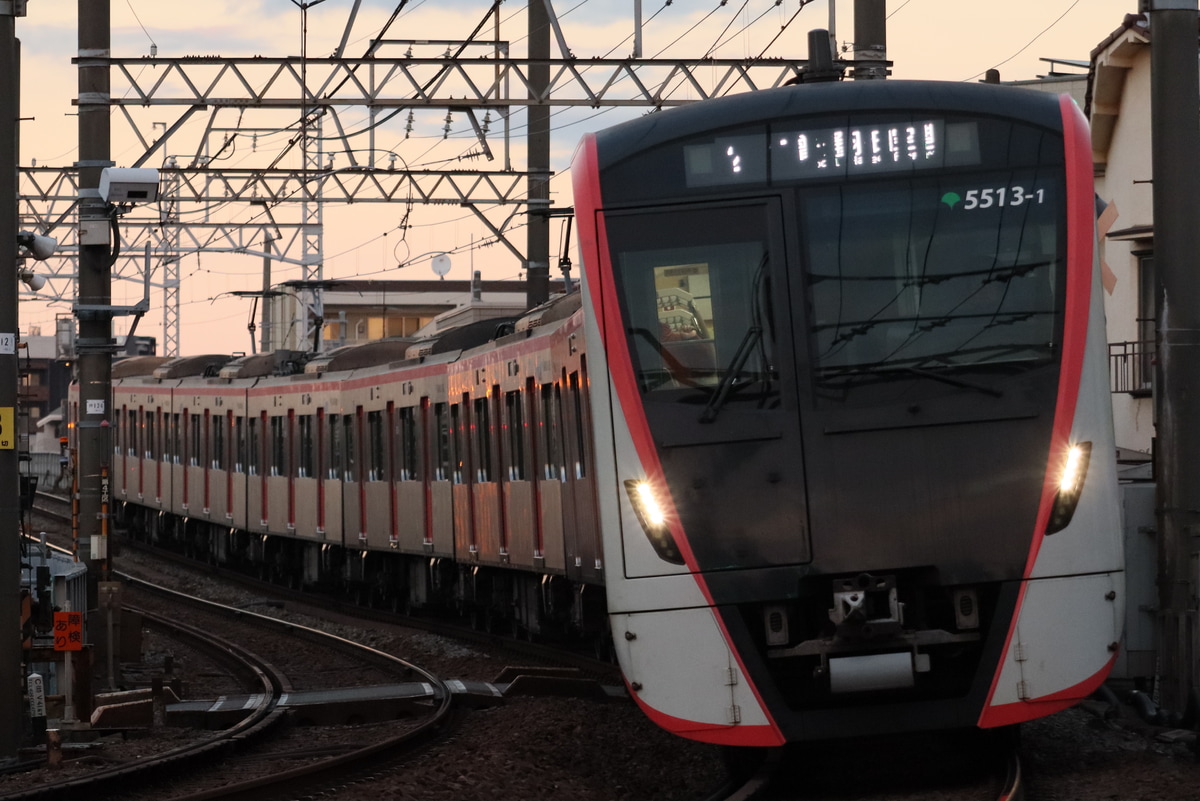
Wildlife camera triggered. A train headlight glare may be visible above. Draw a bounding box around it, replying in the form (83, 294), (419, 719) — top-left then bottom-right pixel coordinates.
(1046, 441), (1092, 535)
(1059, 445), (1086, 494)
(624, 479), (684, 565)
(633, 482), (666, 526)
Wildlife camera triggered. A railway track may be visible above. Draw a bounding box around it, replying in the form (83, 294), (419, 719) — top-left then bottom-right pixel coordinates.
(26, 491), (1029, 801)
(5, 546), (457, 801)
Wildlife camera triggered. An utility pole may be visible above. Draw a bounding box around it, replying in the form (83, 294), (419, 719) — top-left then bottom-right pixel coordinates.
(526, 0), (551, 308)
(1, 0), (25, 764)
(76, 0), (112, 610)
(1147, 0), (1200, 718)
(852, 0), (887, 80)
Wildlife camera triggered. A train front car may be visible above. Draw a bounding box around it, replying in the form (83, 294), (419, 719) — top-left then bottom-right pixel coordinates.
(573, 81), (1122, 746)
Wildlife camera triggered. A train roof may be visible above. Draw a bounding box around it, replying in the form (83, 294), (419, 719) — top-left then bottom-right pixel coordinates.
(151, 354), (235, 379)
(592, 79), (1067, 171)
(111, 355), (173, 379)
(303, 338), (417, 375)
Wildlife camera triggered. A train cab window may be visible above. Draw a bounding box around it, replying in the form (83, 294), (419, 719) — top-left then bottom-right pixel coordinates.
(505, 389), (526, 481)
(368, 410), (386, 482)
(397, 406), (420, 481)
(298, 415), (314, 478)
(540, 383), (564, 481)
(605, 204), (775, 402)
(270, 417), (286, 477)
(433, 402), (451, 481)
(787, 116), (1065, 404)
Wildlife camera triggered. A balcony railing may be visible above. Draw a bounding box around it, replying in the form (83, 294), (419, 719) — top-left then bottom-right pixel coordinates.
(1109, 340), (1155, 397)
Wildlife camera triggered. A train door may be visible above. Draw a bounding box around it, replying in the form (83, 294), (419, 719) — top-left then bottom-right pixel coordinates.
(181, 410), (191, 511)
(230, 411), (246, 529)
(535, 381), (566, 572)
(564, 364), (601, 583)
(596, 199), (812, 575)
(142, 406), (154, 502)
(395, 402), (425, 552)
(471, 389), (503, 564)
(315, 408), (327, 536)
(203, 409), (212, 514)
(427, 400), (454, 556)
(503, 380), (537, 569)
(450, 396), (475, 558)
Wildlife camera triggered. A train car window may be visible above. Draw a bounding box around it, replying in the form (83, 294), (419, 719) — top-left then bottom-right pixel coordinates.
(270, 417), (286, 477)
(298, 415), (314, 478)
(451, 402), (465, 484)
(111, 410), (120, 455)
(165, 413), (175, 464)
(344, 413), (357, 483)
(368, 410), (386, 482)
(213, 413), (225, 470)
(246, 416), (258, 475)
(398, 406), (419, 481)
(605, 204), (774, 401)
(328, 413), (343, 480)
(474, 395), (493, 483)
(569, 371), (588, 479)
(127, 409), (137, 456)
(434, 402), (451, 481)
(234, 416), (244, 473)
(540, 383), (563, 481)
(146, 410), (156, 460)
(189, 413), (201, 467)
(505, 389), (526, 481)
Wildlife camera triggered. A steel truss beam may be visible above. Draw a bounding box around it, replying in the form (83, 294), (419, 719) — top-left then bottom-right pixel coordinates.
(82, 55), (809, 109)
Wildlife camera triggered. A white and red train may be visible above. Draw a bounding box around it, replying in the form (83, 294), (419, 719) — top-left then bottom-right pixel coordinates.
(77, 80), (1123, 748)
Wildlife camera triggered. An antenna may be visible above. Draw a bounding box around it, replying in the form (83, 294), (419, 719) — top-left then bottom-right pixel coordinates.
(431, 253), (451, 279)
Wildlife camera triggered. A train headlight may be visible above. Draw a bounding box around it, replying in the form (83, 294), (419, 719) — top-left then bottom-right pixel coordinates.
(624, 479), (684, 565)
(1046, 441), (1092, 535)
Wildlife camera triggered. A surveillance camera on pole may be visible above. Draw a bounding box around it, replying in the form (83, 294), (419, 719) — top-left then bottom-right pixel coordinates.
(98, 167), (161, 205)
(16, 230), (57, 261)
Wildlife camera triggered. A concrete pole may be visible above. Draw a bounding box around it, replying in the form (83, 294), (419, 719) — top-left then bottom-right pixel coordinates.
(1, 2), (24, 763)
(261, 238), (272, 354)
(852, 0), (886, 80)
(1148, 0), (1200, 718)
(76, 0), (113, 609)
(526, 0), (551, 308)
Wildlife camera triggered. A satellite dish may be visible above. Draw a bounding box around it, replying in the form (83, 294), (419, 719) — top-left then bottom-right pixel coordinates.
(431, 253), (452, 277)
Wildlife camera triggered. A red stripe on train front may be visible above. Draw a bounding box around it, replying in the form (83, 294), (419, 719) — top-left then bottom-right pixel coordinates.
(981, 653), (1118, 728)
(978, 94), (1097, 725)
(625, 679), (784, 747)
(573, 135), (785, 745)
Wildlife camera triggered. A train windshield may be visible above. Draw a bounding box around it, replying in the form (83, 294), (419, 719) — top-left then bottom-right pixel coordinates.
(801, 169), (1062, 389)
(604, 203), (777, 404)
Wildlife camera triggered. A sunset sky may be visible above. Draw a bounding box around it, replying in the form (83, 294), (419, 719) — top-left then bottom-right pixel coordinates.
(13, 0), (1137, 356)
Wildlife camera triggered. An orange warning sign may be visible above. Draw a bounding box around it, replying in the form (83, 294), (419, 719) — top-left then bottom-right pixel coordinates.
(53, 612), (83, 651)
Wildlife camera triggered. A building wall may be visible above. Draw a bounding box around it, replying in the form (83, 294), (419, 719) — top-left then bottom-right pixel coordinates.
(1092, 28), (1155, 456)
